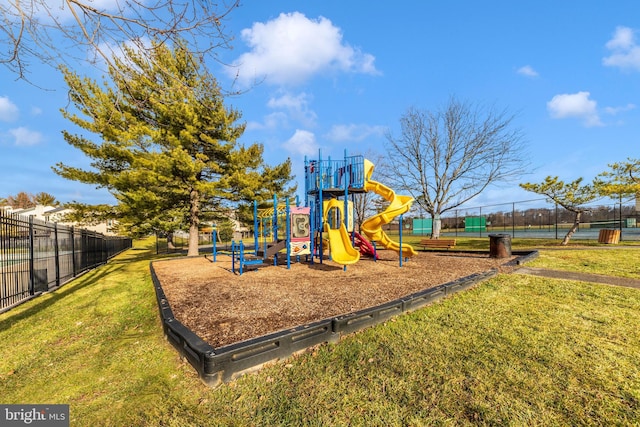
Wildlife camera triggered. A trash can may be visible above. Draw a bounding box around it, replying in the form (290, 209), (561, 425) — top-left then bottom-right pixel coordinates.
(489, 234), (512, 258)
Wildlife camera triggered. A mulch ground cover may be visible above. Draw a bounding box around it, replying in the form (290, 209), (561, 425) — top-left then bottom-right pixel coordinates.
(152, 250), (516, 348)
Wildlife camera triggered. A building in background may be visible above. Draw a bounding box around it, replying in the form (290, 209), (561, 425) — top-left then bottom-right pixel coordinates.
(1, 204), (117, 235)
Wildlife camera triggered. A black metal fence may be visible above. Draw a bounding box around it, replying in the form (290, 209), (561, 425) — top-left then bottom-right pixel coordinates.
(1, 210), (132, 312)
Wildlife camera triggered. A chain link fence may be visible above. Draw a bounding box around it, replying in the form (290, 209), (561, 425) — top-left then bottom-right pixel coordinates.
(410, 198), (640, 241)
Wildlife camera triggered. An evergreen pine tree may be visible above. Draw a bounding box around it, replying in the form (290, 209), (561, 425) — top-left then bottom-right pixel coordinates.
(54, 39), (293, 255)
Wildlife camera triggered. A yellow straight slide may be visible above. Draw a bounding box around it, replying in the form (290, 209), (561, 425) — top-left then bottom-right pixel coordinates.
(322, 198), (360, 265)
(323, 222), (361, 265)
(361, 159), (417, 258)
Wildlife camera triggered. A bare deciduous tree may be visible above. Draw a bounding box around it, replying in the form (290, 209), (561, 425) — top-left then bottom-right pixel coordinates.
(385, 97), (528, 238)
(1, 0), (239, 82)
(5, 191), (35, 209)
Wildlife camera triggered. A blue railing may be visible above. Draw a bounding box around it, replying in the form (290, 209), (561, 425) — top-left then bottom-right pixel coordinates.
(305, 155), (365, 193)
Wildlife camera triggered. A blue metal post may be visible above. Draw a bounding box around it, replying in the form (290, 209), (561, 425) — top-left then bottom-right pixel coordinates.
(273, 194), (278, 266)
(212, 226), (217, 262)
(262, 218), (268, 261)
(344, 149), (349, 236)
(239, 241), (245, 275)
(318, 149), (324, 264)
(310, 202), (315, 265)
(254, 200), (259, 256)
(286, 197), (291, 269)
(399, 214), (404, 267)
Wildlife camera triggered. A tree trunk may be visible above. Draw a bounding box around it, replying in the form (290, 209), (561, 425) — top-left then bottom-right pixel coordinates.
(561, 210), (582, 245)
(187, 188), (200, 257)
(432, 214), (442, 239)
(167, 232), (176, 250)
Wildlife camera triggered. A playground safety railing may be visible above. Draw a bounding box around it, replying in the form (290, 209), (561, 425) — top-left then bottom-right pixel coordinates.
(231, 240), (263, 275)
(305, 154), (366, 193)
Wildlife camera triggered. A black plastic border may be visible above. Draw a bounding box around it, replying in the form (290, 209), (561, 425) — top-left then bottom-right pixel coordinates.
(150, 250), (538, 387)
(512, 250), (540, 265)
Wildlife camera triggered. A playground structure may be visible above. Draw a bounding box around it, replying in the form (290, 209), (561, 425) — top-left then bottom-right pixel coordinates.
(216, 150), (416, 273)
(305, 150), (416, 268)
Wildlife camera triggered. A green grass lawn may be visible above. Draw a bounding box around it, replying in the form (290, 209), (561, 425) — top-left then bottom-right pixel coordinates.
(526, 248), (640, 279)
(1, 239), (639, 425)
(398, 235), (634, 251)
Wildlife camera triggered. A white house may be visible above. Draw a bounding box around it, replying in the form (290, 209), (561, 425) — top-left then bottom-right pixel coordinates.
(2, 204), (117, 235)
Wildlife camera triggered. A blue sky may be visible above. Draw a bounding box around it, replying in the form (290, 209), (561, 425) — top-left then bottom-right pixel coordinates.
(1, 1), (639, 209)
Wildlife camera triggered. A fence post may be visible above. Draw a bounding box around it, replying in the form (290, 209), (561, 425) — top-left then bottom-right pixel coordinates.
(455, 210), (458, 237)
(71, 226), (76, 277)
(619, 194), (623, 241)
(54, 223), (60, 287)
(28, 216), (35, 295)
(555, 203), (558, 240)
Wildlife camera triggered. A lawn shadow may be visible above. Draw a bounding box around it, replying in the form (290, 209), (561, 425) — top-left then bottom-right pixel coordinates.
(0, 264), (121, 333)
(0, 242), (171, 330)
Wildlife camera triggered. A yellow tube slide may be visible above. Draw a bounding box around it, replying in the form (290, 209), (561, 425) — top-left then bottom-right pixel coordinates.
(361, 159), (417, 258)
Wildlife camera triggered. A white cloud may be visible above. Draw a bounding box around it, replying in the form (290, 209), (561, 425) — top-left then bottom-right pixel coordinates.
(229, 12), (379, 86)
(325, 124), (386, 142)
(516, 65), (539, 78)
(604, 103), (636, 115)
(282, 129), (318, 156)
(0, 96), (19, 122)
(9, 127), (44, 146)
(249, 91), (318, 131)
(547, 91), (603, 127)
(606, 26), (635, 50)
(603, 26), (640, 71)
(246, 112), (289, 131)
(267, 91), (317, 127)
(267, 92), (310, 110)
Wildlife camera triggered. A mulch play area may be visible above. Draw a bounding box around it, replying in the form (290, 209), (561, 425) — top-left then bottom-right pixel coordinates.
(152, 250), (516, 349)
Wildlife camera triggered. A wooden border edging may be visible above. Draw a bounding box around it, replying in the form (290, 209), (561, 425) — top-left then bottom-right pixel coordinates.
(150, 250), (538, 388)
